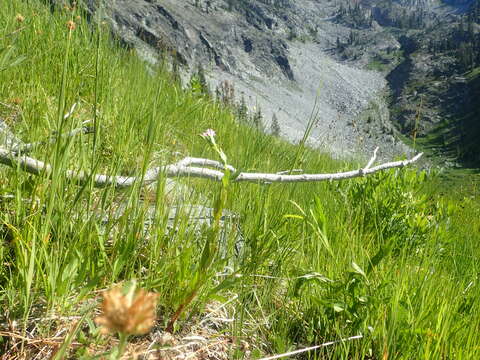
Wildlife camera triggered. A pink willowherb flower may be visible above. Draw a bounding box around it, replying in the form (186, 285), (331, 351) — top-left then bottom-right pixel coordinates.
(201, 128), (216, 138)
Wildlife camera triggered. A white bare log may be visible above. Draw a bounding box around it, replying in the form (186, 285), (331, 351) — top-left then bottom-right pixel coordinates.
(174, 157), (237, 172)
(232, 152), (423, 183)
(11, 120), (94, 154)
(364, 146), (379, 171)
(63, 102), (78, 120)
(276, 169), (304, 175)
(0, 145), (423, 188)
(259, 335), (363, 360)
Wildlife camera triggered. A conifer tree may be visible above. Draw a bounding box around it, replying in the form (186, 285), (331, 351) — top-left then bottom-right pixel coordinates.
(252, 106), (264, 131)
(271, 113), (281, 137)
(237, 95), (248, 123)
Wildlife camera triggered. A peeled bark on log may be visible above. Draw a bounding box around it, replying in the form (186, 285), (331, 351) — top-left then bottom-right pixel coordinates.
(0, 147), (423, 188)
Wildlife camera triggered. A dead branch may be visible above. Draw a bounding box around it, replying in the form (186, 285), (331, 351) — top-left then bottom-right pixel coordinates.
(259, 335), (363, 360)
(11, 120), (94, 154)
(0, 143), (423, 188)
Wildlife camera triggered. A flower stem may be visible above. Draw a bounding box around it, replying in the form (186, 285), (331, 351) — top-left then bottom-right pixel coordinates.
(116, 333), (128, 359)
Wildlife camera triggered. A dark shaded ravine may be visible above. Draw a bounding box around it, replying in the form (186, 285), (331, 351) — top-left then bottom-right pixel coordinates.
(386, 31), (480, 167)
(386, 35), (417, 100)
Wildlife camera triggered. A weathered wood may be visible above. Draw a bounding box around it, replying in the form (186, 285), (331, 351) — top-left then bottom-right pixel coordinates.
(0, 149), (423, 187)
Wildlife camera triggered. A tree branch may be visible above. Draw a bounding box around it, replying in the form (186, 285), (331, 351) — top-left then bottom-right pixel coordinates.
(11, 120), (94, 154)
(0, 145), (423, 188)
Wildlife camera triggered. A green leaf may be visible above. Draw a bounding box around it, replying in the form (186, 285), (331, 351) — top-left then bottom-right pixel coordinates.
(208, 274), (241, 295)
(298, 272), (333, 282)
(358, 296), (368, 304)
(313, 196), (327, 235)
(51, 311), (90, 360)
(283, 214), (304, 220)
(352, 261), (367, 279)
(367, 238), (395, 274)
(293, 272), (333, 296)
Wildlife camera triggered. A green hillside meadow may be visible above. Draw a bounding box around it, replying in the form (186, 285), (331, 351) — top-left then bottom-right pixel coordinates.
(1, 1), (480, 359)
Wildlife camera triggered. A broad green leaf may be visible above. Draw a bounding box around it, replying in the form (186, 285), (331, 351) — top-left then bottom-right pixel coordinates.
(352, 261), (367, 279)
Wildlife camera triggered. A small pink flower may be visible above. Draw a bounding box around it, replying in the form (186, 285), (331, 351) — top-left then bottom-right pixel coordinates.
(201, 128), (216, 138)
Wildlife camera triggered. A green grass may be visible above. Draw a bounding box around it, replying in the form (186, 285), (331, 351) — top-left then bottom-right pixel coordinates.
(366, 49), (403, 73)
(366, 59), (389, 72)
(1, 1), (480, 359)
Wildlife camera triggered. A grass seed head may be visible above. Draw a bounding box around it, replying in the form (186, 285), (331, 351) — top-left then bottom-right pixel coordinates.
(66, 20), (76, 31)
(95, 286), (158, 336)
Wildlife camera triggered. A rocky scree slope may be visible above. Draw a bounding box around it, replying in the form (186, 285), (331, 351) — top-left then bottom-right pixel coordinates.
(334, 0), (480, 166)
(57, 0), (412, 160)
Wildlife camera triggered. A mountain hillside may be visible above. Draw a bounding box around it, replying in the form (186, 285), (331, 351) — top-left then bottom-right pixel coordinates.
(2, 1), (480, 358)
(52, 0), (479, 164)
(331, 0), (480, 165)
(63, 0), (414, 160)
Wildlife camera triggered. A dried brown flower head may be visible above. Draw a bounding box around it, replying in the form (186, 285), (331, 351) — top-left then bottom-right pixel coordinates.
(66, 20), (76, 31)
(95, 285), (158, 336)
(15, 14), (25, 23)
(63, 1), (77, 12)
(10, 97), (22, 105)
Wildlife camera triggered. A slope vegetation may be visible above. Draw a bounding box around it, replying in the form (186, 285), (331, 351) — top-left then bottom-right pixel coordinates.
(1, 1), (480, 359)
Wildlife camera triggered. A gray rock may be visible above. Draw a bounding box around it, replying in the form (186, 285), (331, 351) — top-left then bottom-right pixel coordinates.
(98, 200), (243, 261)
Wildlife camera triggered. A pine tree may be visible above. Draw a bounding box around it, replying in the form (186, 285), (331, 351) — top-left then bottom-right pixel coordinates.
(197, 65), (209, 96)
(171, 50), (181, 85)
(270, 113), (281, 136)
(252, 106), (264, 131)
(237, 95), (248, 123)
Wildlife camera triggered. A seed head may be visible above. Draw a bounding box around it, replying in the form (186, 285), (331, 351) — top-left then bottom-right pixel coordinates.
(95, 285), (158, 336)
(66, 20), (76, 31)
(10, 97), (22, 105)
(15, 14), (25, 23)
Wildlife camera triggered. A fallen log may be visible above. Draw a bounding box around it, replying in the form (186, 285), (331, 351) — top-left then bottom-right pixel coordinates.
(0, 148), (423, 188)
